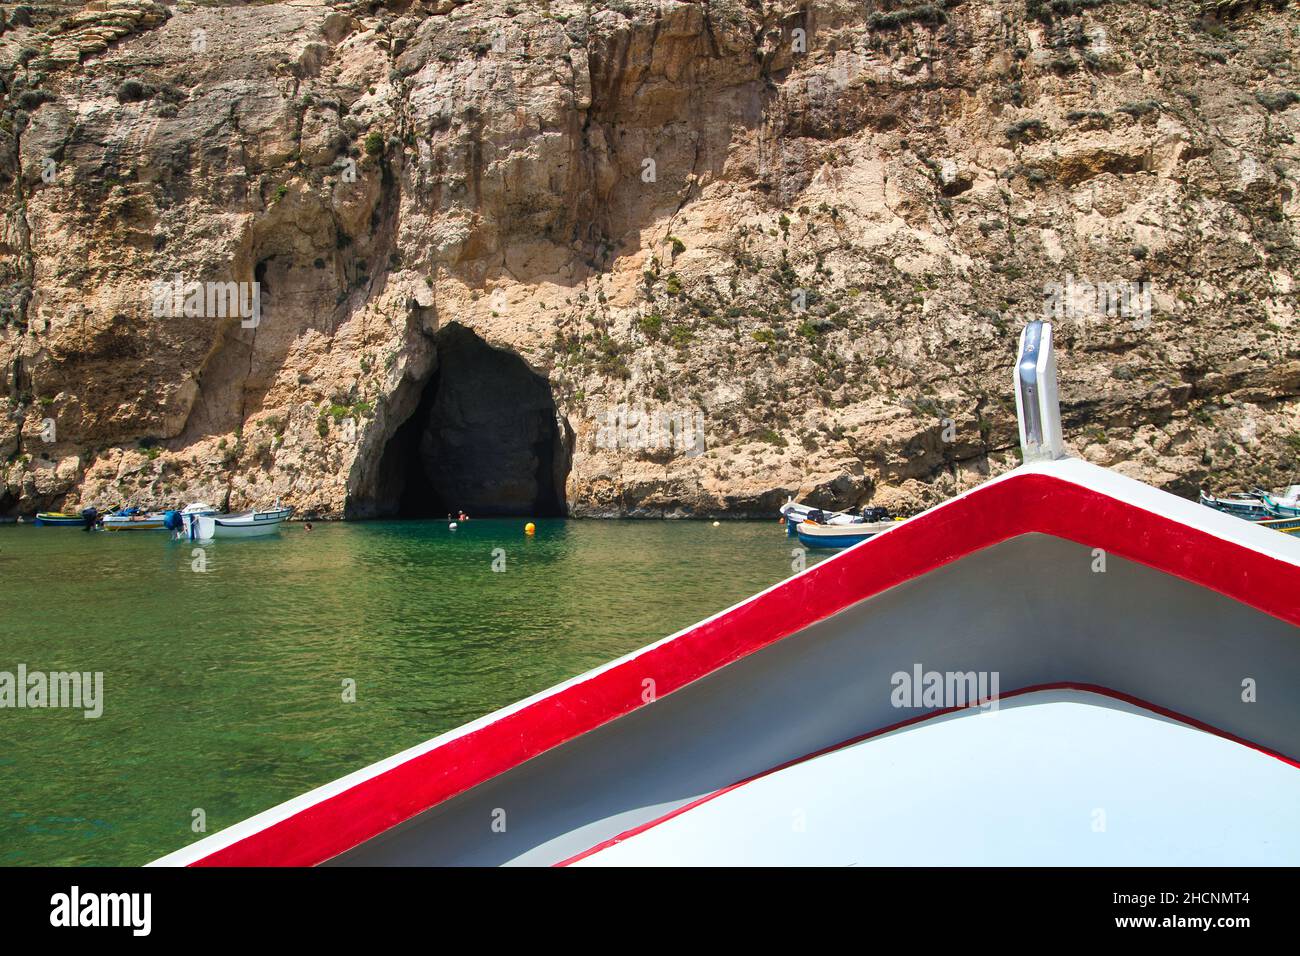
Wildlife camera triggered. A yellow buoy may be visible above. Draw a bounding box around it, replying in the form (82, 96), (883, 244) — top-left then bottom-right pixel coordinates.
(524, 522), (536, 535)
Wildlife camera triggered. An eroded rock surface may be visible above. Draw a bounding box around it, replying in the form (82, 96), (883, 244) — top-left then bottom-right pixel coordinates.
(1, 0), (1297, 517)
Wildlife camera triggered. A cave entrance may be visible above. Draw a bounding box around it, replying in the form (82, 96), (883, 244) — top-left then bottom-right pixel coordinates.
(372, 324), (570, 518)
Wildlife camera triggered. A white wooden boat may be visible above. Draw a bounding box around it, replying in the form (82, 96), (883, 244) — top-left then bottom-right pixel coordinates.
(1199, 490), (1273, 521)
(102, 509), (169, 531)
(1201, 488), (1300, 522)
(779, 500), (891, 536)
(176, 502), (220, 540)
(1273, 485), (1300, 509)
(779, 501), (859, 526)
(794, 519), (899, 550)
(182, 505), (291, 541)
(153, 322), (1300, 867)
(211, 506), (293, 538)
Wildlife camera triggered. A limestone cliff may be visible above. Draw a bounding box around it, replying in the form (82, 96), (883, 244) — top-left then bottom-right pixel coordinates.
(1, 0), (1297, 518)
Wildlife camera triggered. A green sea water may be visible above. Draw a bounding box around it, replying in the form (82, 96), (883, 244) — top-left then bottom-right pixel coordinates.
(0, 518), (828, 865)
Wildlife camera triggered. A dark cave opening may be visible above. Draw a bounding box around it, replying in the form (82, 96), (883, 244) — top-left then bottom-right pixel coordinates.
(370, 324), (570, 518)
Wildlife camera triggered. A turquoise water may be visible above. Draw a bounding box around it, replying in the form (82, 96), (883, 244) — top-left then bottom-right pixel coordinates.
(0, 518), (827, 865)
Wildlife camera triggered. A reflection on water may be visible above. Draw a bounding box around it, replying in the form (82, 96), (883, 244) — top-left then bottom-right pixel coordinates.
(0, 518), (826, 864)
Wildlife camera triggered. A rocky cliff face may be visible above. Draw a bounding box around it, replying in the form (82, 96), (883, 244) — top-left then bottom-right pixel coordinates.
(1, 0), (1297, 518)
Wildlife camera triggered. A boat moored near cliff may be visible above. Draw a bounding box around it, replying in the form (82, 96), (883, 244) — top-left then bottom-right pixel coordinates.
(1255, 487), (1300, 517)
(33, 510), (96, 528)
(102, 507), (174, 532)
(794, 518), (900, 550)
(779, 500), (893, 536)
(209, 506), (293, 539)
(1201, 486), (1300, 525)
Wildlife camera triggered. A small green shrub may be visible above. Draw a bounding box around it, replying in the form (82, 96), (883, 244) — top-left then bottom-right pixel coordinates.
(637, 313), (663, 338)
(868, 4), (947, 29)
(1117, 100), (1161, 118)
(1256, 90), (1300, 113)
(1005, 119), (1046, 142)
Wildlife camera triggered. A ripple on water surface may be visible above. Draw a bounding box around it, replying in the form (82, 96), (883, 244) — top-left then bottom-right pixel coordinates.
(0, 518), (829, 864)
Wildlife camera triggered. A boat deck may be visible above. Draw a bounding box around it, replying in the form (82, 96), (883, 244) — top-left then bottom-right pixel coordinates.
(569, 689), (1300, 866)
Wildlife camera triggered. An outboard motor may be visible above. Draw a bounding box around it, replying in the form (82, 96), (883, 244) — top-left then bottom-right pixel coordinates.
(80, 507), (99, 531)
(808, 508), (825, 524)
(163, 509), (181, 532)
(861, 506), (892, 523)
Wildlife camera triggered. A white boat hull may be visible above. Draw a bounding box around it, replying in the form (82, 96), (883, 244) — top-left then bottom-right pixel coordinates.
(182, 514), (216, 542)
(102, 514), (167, 531)
(211, 508), (292, 538)
(795, 519), (898, 549)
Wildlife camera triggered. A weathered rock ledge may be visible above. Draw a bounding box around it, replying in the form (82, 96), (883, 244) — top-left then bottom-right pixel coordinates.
(1, 0), (1297, 518)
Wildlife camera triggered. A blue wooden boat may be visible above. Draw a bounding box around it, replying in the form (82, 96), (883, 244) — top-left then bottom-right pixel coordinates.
(1259, 514), (1300, 535)
(33, 512), (86, 527)
(794, 519), (900, 550)
(1198, 491), (1271, 520)
(1201, 486), (1300, 525)
(33, 508), (98, 528)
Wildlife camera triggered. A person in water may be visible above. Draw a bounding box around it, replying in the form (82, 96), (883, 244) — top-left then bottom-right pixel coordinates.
(304, 522), (313, 532)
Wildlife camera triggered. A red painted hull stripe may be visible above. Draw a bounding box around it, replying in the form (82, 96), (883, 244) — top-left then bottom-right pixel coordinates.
(189, 472), (1300, 866)
(554, 680), (1300, 866)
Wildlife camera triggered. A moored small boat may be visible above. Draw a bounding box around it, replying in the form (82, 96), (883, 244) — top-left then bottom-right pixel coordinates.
(102, 507), (170, 531)
(211, 505), (293, 538)
(779, 500), (891, 535)
(779, 500), (856, 526)
(1198, 490), (1272, 521)
(1259, 514), (1300, 536)
(794, 518), (899, 550)
(1254, 488), (1300, 518)
(1272, 485), (1300, 509)
(33, 509), (98, 528)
